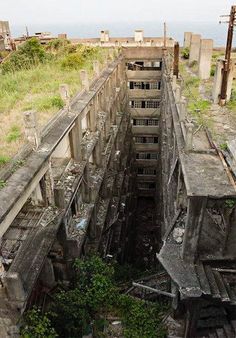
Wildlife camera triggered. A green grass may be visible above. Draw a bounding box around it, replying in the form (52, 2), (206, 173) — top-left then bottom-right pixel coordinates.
(0, 41), (113, 161)
(0, 180), (6, 189)
(6, 125), (21, 143)
(0, 155), (10, 166)
(226, 88), (236, 112)
(180, 59), (212, 127)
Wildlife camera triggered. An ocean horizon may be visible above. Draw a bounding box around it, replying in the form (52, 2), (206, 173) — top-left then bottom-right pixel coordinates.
(10, 21), (234, 47)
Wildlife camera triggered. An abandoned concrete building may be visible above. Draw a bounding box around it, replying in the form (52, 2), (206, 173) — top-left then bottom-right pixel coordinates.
(0, 21), (11, 51)
(1, 29), (236, 338)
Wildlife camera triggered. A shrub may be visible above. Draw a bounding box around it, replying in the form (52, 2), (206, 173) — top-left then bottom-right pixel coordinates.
(119, 295), (167, 338)
(210, 64), (216, 76)
(20, 307), (58, 338)
(21, 256), (169, 338)
(1, 38), (47, 74)
(224, 199), (236, 208)
(181, 47), (190, 59)
(61, 52), (84, 69)
(46, 38), (70, 52)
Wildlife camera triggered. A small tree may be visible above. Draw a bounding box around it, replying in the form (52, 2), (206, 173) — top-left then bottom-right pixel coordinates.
(20, 307), (57, 338)
(181, 47), (190, 59)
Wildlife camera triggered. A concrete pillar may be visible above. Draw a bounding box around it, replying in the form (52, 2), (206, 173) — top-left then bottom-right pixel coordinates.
(89, 103), (96, 132)
(93, 60), (100, 77)
(172, 75), (177, 90)
(31, 183), (44, 206)
(180, 98), (187, 121)
(54, 186), (66, 209)
(212, 58), (234, 103)
(40, 258), (55, 288)
(4, 272), (26, 303)
(93, 134), (102, 167)
(82, 164), (90, 203)
(185, 122), (194, 152)
(183, 32), (192, 48)
(134, 30), (144, 43)
(198, 39), (213, 80)
(69, 117), (82, 161)
(100, 30), (109, 43)
(181, 197), (207, 262)
(44, 163), (55, 205)
(80, 70), (90, 92)
(59, 84), (71, 112)
(23, 110), (40, 149)
(175, 85), (181, 103)
(81, 141), (87, 161)
(189, 34), (201, 63)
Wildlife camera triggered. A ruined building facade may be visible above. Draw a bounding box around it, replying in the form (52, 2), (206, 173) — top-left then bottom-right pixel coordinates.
(0, 41), (236, 337)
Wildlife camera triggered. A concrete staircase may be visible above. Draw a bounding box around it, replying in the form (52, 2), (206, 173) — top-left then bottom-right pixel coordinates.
(202, 321), (236, 337)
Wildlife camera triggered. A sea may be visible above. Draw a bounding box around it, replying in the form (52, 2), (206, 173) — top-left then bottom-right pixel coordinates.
(10, 21), (236, 47)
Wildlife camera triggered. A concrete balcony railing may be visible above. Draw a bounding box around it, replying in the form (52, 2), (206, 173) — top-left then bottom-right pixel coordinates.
(128, 89), (161, 99)
(126, 70), (161, 80)
(129, 108), (160, 117)
(134, 159), (158, 166)
(132, 125), (159, 135)
(134, 143), (159, 152)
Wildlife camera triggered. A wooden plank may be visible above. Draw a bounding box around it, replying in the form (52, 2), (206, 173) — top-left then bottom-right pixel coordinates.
(230, 320), (236, 334)
(204, 265), (221, 298)
(216, 328), (225, 338)
(223, 324), (234, 338)
(163, 209), (181, 241)
(132, 282), (175, 298)
(213, 271), (230, 302)
(196, 263), (211, 295)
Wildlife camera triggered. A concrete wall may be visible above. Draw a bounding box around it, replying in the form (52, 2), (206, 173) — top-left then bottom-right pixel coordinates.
(189, 34), (201, 63)
(183, 32), (192, 48)
(198, 39), (213, 80)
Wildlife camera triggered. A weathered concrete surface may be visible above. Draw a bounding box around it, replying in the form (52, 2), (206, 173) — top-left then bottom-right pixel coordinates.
(183, 32), (192, 48)
(198, 39), (213, 80)
(212, 57), (234, 103)
(189, 34), (201, 63)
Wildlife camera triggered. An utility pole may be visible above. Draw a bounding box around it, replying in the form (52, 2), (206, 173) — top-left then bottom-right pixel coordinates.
(163, 22), (167, 49)
(26, 26), (29, 39)
(219, 5), (236, 105)
(173, 42), (179, 78)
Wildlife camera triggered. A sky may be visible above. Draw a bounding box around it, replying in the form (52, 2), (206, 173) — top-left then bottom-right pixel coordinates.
(1, 0), (235, 45)
(1, 0), (235, 25)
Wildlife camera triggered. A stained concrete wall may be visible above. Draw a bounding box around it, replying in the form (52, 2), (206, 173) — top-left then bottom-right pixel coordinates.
(212, 57), (234, 103)
(198, 39), (213, 80)
(183, 32), (192, 48)
(0, 21), (10, 37)
(189, 34), (201, 63)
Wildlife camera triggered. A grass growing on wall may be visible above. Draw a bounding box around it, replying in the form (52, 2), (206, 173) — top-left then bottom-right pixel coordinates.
(0, 38), (113, 162)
